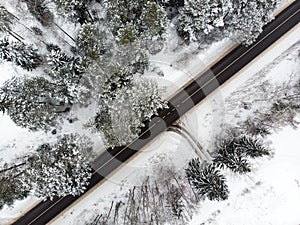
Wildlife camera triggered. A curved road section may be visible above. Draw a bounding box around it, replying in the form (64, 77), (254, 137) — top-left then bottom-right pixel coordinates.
(13, 1), (300, 224)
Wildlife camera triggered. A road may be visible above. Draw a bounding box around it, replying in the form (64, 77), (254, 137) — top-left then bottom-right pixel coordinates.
(13, 1), (300, 224)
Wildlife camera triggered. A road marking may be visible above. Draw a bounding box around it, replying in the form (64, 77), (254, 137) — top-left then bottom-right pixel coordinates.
(21, 5), (299, 225)
(43, 8), (300, 225)
(161, 0), (295, 102)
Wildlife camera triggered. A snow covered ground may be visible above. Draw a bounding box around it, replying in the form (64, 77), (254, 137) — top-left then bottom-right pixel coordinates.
(0, 1), (236, 223)
(0, 0), (102, 222)
(49, 10), (300, 225)
(189, 126), (300, 225)
(177, 23), (300, 225)
(0, 0), (297, 224)
(181, 23), (300, 152)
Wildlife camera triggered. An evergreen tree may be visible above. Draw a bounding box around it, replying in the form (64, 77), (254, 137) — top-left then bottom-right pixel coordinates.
(0, 38), (42, 71)
(24, 0), (54, 26)
(104, 0), (167, 52)
(47, 48), (73, 71)
(0, 5), (15, 33)
(101, 63), (133, 100)
(0, 76), (73, 131)
(86, 43), (149, 100)
(213, 138), (251, 174)
(24, 133), (94, 199)
(234, 136), (270, 158)
(128, 79), (167, 121)
(75, 40), (150, 110)
(76, 23), (112, 60)
(85, 79), (167, 147)
(175, 0), (279, 46)
(224, 0), (279, 45)
(140, 1), (168, 52)
(213, 136), (270, 173)
(53, 0), (93, 24)
(46, 47), (91, 105)
(176, 0), (224, 43)
(116, 23), (138, 46)
(186, 158), (229, 201)
(115, 44), (149, 75)
(0, 162), (29, 210)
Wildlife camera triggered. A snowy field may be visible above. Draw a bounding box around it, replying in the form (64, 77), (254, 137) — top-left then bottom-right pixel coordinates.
(0, 0), (298, 224)
(48, 11), (300, 225)
(0, 1), (236, 223)
(189, 126), (300, 225)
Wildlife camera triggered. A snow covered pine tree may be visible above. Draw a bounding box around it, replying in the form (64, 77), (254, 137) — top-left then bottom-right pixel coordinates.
(0, 162), (29, 210)
(176, 0), (224, 43)
(0, 76), (73, 131)
(186, 158), (229, 201)
(53, 0), (93, 24)
(86, 79), (167, 147)
(0, 38), (42, 70)
(224, 0), (279, 45)
(24, 133), (94, 199)
(213, 136), (270, 174)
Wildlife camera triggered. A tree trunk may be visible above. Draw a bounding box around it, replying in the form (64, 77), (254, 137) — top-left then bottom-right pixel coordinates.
(0, 162), (26, 174)
(53, 22), (76, 43)
(8, 30), (24, 43)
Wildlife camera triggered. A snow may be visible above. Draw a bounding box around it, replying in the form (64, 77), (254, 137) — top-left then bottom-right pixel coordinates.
(149, 35), (236, 99)
(0, 196), (39, 225)
(0, 0), (104, 159)
(50, 132), (199, 225)
(0, 0), (298, 223)
(50, 15), (300, 225)
(189, 126), (300, 225)
(181, 23), (300, 151)
(184, 14), (300, 225)
(0, 0), (102, 222)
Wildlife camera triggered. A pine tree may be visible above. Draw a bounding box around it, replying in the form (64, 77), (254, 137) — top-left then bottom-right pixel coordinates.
(101, 64), (133, 99)
(24, 133), (94, 199)
(0, 38), (42, 71)
(85, 79), (167, 147)
(176, 0), (224, 43)
(116, 23), (138, 46)
(175, 0), (279, 46)
(128, 79), (167, 121)
(92, 44), (149, 99)
(224, 0), (279, 45)
(186, 158), (229, 201)
(0, 162), (29, 210)
(47, 48), (73, 71)
(0, 76), (73, 131)
(213, 138), (251, 174)
(115, 44), (149, 75)
(76, 23), (112, 60)
(234, 136), (270, 158)
(24, 0), (54, 26)
(140, 1), (167, 53)
(46, 47), (91, 105)
(75, 40), (150, 107)
(104, 0), (167, 52)
(213, 136), (270, 174)
(53, 0), (93, 24)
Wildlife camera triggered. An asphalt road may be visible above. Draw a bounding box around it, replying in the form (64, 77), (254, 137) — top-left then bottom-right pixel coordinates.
(13, 1), (300, 224)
